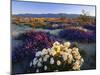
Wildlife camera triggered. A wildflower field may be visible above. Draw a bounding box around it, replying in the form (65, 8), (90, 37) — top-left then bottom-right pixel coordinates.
(11, 1), (96, 74)
(11, 24), (96, 74)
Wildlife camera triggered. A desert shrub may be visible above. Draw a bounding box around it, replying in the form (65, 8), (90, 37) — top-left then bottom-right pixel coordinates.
(59, 27), (96, 42)
(12, 31), (57, 63)
(28, 41), (84, 73)
(82, 25), (96, 32)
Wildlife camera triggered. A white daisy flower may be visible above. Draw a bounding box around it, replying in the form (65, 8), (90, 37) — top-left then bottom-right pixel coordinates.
(68, 48), (72, 54)
(73, 60), (81, 70)
(41, 48), (48, 55)
(36, 69), (39, 73)
(80, 58), (84, 65)
(72, 50), (79, 57)
(62, 52), (68, 61)
(33, 58), (38, 65)
(67, 54), (73, 59)
(45, 55), (50, 58)
(30, 62), (32, 67)
(43, 56), (48, 62)
(53, 41), (60, 47)
(49, 49), (56, 56)
(50, 57), (54, 64)
(47, 48), (51, 52)
(64, 42), (71, 48)
(74, 55), (81, 60)
(81, 58), (84, 63)
(44, 65), (47, 70)
(57, 60), (61, 66)
(68, 54), (73, 61)
(72, 64), (80, 70)
(74, 60), (80, 65)
(43, 55), (50, 62)
(62, 54), (68, 61)
(64, 47), (69, 52)
(37, 62), (42, 67)
(60, 44), (64, 48)
(54, 70), (59, 72)
(39, 57), (42, 62)
(72, 47), (79, 52)
(35, 51), (42, 57)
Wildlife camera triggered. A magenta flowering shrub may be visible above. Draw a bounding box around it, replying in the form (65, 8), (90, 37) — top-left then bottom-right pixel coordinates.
(12, 31), (57, 62)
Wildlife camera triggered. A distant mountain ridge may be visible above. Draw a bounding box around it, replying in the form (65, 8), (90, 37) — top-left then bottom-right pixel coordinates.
(13, 13), (81, 18)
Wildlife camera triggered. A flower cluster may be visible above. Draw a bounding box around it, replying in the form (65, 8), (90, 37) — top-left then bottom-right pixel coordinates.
(12, 31), (56, 62)
(59, 27), (95, 42)
(29, 41), (84, 73)
(82, 25), (96, 32)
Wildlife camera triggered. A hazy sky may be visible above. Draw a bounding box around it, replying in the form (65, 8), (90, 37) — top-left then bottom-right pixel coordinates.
(12, 1), (95, 16)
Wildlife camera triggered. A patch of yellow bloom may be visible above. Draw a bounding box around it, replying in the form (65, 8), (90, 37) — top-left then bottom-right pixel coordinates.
(52, 41), (71, 54)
